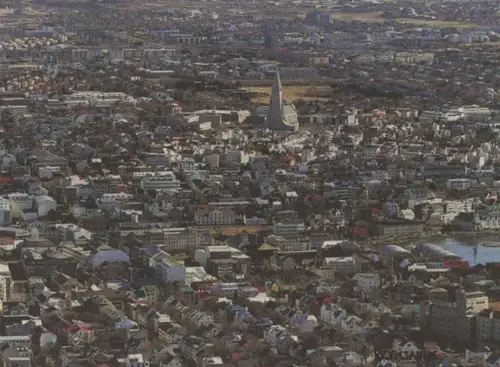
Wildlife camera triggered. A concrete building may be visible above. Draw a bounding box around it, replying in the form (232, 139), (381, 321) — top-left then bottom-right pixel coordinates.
(266, 71), (299, 132)
(140, 171), (181, 191)
(322, 256), (360, 275)
(264, 19), (278, 50)
(420, 291), (488, 341)
(379, 245), (411, 268)
(273, 221), (305, 240)
(477, 309), (500, 341)
(152, 251), (186, 284)
(413, 243), (462, 262)
(195, 245), (250, 279)
(0, 198), (11, 226)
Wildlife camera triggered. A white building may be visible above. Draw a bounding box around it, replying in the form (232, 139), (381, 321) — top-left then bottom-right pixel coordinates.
(322, 256), (359, 275)
(0, 275), (7, 302)
(98, 193), (133, 212)
(8, 193), (33, 211)
(152, 251), (186, 284)
(34, 195), (57, 217)
(194, 208), (236, 225)
(124, 354), (146, 367)
(140, 172), (180, 191)
(55, 224), (92, 243)
(480, 217), (500, 230)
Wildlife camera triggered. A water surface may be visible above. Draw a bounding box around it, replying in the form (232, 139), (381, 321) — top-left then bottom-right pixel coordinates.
(436, 238), (500, 266)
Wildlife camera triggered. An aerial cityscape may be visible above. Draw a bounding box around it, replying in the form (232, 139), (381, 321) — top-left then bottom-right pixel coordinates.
(1, 0), (500, 365)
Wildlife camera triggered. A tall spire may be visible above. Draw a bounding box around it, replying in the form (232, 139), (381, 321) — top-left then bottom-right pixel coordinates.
(273, 69), (282, 96)
(268, 70), (283, 117)
(266, 70), (298, 132)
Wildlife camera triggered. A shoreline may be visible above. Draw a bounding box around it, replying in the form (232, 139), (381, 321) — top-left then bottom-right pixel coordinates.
(364, 231), (500, 265)
(367, 231), (500, 248)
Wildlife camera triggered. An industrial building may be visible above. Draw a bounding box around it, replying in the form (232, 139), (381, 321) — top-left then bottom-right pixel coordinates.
(378, 245), (411, 268)
(413, 243), (462, 262)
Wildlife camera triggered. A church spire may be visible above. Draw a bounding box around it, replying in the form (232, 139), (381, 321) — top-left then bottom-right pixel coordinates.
(266, 70), (298, 132)
(273, 69), (282, 96)
(269, 70), (283, 111)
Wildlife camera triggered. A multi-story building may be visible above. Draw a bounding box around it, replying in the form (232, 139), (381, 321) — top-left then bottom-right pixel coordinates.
(26, 149), (68, 175)
(444, 199), (474, 214)
(194, 208), (236, 226)
(477, 309), (500, 341)
(377, 219), (425, 237)
(152, 251), (186, 284)
(0, 198), (11, 226)
(273, 221), (305, 240)
(0, 263), (12, 301)
(55, 224), (92, 244)
(142, 48), (176, 59)
(196, 245), (250, 279)
(263, 19), (278, 50)
(446, 178), (473, 190)
(421, 291), (488, 341)
(321, 256), (360, 275)
(305, 11), (333, 25)
(421, 164), (466, 179)
(140, 172), (180, 191)
(7, 193), (33, 212)
(352, 273), (381, 292)
(97, 193), (133, 213)
(163, 227), (201, 253)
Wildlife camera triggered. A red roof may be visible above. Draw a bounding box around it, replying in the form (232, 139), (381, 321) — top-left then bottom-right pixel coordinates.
(354, 226), (368, 235)
(68, 324), (89, 333)
(0, 177), (12, 183)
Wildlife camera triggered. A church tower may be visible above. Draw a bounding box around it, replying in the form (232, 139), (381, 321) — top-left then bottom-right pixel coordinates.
(266, 70), (299, 132)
